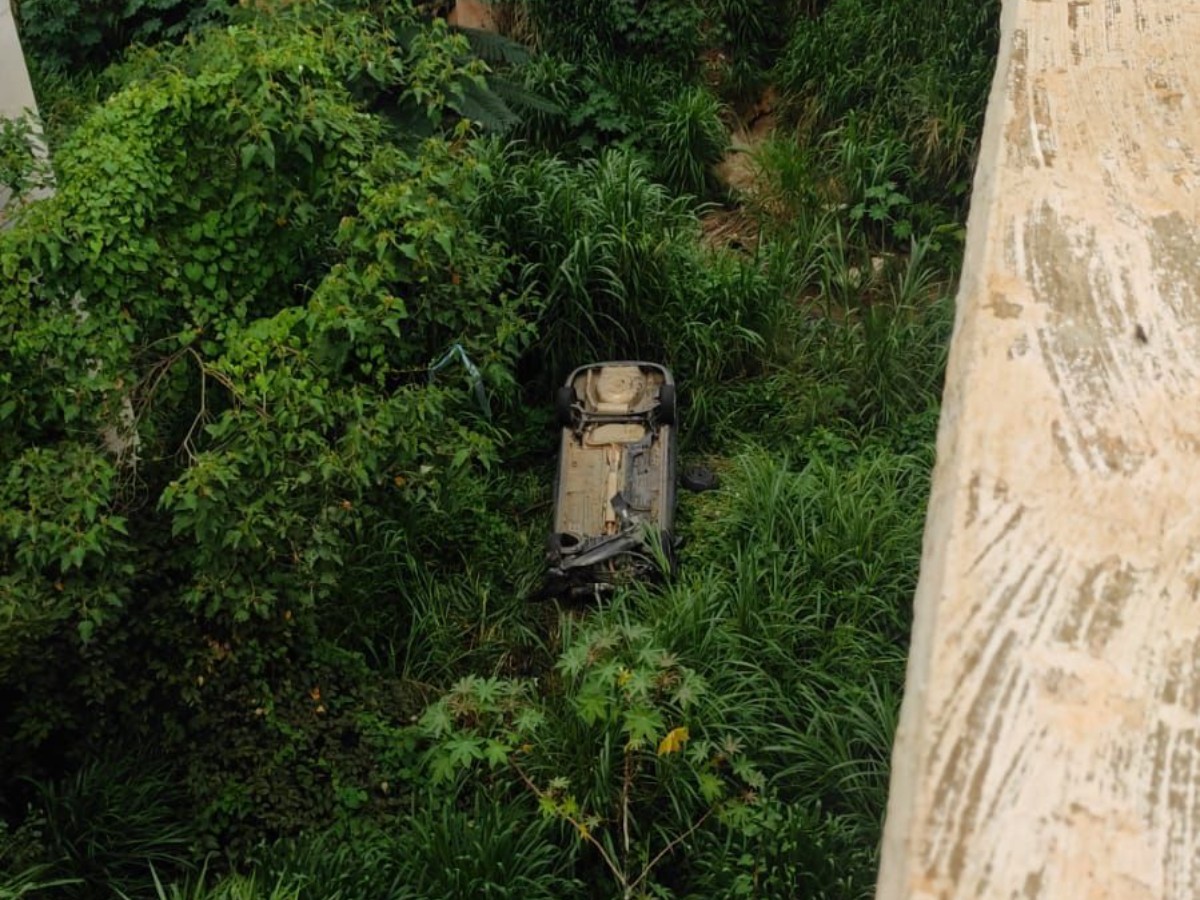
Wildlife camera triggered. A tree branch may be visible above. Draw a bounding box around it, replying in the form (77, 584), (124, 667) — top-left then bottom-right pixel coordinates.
(627, 806), (716, 895)
(509, 760), (628, 890)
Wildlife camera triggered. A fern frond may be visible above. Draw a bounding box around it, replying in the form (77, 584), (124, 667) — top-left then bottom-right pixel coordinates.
(489, 76), (563, 117)
(454, 79), (522, 133)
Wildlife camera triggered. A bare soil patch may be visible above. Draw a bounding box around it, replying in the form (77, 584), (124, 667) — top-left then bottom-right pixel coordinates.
(703, 87), (779, 251)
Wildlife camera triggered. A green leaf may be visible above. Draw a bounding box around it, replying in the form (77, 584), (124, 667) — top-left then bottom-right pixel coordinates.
(697, 771), (725, 802)
(575, 684), (611, 725)
(557, 640), (590, 678)
(259, 136), (276, 171)
(445, 736), (484, 768)
(471, 677), (504, 709)
(429, 753), (458, 784)
(483, 739), (510, 768)
(513, 706), (545, 735)
(419, 702), (453, 737)
(624, 667), (654, 699)
(622, 706), (664, 749)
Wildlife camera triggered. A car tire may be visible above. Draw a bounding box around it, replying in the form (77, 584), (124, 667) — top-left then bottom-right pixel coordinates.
(682, 465), (719, 492)
(555, 386), (576, 427)
(658, 383), (677, 425)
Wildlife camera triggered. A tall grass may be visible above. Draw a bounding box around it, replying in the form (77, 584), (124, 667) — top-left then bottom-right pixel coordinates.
(473, 144), (790, 385)
(650, 85), (729, 198)
(391, 794), (582, 898)
(0, 820), (81, 899)
(144, 868), (300, 900)
(776, 0), (1000, 228)
(704, 0), (799, 102)
(319, 467), (552, 687)
(20, 755), (196, 898)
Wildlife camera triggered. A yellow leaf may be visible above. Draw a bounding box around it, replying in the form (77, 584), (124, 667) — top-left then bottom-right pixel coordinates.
(576, 822), (590, 841)
(657, 726), (690, 757)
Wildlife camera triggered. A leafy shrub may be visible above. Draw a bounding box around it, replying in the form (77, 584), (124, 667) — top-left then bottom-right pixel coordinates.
(13, 0), (231, 72)
(415, 620), (768, 897)
(0, 115), (50, 203)
(511, 54), (726, 192)
(0, 0), (532, 845)
(181, 648), (421, 860)
(523, 0), (705, 71)
(514, 55), (674, 156)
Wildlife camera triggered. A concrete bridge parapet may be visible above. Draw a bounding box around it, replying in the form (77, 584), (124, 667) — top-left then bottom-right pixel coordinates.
(878, 1), (1200, 897)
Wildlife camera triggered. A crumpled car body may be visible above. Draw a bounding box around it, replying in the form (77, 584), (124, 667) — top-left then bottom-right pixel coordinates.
(546, 362), (677, 597)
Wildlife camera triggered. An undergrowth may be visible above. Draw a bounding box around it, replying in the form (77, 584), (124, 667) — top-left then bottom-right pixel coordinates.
(1, 0), (999, 896)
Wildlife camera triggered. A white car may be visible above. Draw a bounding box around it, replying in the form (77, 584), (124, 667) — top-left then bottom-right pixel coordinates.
(546, 362), (678, 598)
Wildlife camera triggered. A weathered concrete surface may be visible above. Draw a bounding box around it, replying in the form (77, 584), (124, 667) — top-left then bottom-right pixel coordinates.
(877, 0), (1200, 897)
(0, 0), (44, 220)
(0, 1), (37, 120)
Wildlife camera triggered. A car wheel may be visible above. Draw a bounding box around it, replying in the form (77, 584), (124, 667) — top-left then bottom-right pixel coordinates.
(658, 383), (677, 425)
(682, 465), (719, 492)
(555, 386), (576, 427)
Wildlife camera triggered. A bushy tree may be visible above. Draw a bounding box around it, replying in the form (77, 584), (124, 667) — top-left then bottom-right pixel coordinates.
(13, 0), (232, 71)
(0, 0), (532, 833)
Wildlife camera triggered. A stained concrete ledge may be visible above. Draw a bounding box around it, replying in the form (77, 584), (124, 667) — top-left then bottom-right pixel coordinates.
(877, 0), (1200, 897)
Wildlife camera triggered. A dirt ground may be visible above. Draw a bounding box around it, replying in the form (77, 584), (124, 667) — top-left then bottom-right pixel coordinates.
(702, 87), (779, 251)
(447, 0), (496, 30)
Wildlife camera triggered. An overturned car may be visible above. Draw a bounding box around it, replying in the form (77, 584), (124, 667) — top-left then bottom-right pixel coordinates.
(546, 362), (678, 598)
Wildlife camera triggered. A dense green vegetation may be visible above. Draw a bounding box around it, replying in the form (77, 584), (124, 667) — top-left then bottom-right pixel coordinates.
(1, 0), (998, 896)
